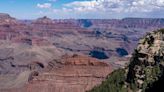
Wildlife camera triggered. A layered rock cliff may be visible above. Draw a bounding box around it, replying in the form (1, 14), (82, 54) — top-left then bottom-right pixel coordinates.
(0, 55), (112, 92)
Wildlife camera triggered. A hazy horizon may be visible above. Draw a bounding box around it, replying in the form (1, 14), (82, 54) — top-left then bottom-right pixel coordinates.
(1, 12), (164, 20)
(0, 0), (164, 19)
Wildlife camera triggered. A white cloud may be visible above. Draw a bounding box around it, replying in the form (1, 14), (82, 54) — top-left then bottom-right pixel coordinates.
(63, 0), (164, 13)
(37, 3), (52, 9)
(36, 0), (164, 19)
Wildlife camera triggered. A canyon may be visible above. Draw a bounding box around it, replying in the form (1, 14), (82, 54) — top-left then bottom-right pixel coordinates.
(0, 13), (164, 92)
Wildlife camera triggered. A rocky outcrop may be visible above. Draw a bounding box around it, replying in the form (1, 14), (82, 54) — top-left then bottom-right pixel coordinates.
(88, 29), (164, 92)
(0, 13), (17, 25)
(126, 29), (164, 92)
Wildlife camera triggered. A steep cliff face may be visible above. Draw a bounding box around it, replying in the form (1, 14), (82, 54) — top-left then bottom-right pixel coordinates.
(127, 29), (164, 92)
(89, 29), (164, 92)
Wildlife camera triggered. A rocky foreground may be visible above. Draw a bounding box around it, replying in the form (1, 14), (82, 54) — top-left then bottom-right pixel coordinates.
(89, 29), (164, 92)
(126, 29), (164, 92)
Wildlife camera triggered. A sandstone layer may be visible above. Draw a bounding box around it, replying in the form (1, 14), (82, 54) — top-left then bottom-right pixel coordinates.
(0, 55), (112, 92)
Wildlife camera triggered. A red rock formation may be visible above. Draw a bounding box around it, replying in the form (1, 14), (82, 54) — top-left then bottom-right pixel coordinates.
(29, 55), (112, 92)
(0, 55), (112, 92)
(60, 54), (108, 66)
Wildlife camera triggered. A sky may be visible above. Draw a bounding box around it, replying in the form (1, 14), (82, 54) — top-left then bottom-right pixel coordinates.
(0, 0), (164, 19)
